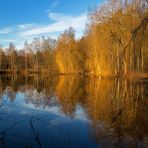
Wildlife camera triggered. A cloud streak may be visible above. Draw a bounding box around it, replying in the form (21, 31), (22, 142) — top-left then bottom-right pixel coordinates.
(45, 1), (60, 12)
(0, 39), (16, 42)
(18, 12), (87, 37)
(0, 12), (87, 49)
(0, 27), (12, 34)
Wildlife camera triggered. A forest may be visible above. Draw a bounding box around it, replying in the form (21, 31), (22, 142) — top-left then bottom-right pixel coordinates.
(0, 0), (148, 77)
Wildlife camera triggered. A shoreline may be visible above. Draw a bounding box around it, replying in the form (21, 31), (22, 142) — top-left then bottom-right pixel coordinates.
(0, 70), (148, 80)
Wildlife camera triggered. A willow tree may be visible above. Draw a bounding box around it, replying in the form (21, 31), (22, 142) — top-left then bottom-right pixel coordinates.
(86, 0), (148, 76)
(55, 27), (82, 74)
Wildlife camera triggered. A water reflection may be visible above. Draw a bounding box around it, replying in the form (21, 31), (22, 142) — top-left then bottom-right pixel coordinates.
(0, 75), (147, 148)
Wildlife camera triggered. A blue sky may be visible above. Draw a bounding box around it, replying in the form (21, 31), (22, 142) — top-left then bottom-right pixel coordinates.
(0, 0), (104, 49)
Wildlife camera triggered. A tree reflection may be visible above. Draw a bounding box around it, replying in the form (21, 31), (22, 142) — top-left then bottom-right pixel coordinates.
(56, 76), (86, 118)
(86, 78), (148, 147)
(0, 75), (147, 147)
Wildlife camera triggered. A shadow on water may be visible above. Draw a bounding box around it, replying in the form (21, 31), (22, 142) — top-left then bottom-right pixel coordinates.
(0, 74), (147, 148)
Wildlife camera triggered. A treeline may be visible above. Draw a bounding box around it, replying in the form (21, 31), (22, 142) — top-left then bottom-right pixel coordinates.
(0, 37), (56, 73)
(0, 0), (148, 76)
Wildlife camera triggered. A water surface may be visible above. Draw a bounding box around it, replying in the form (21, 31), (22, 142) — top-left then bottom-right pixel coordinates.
(0, 75), (147, 148)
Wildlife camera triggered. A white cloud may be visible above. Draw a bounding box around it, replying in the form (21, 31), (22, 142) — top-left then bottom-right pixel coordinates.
(18, 23), (36, 30)
(45, 1), (60, 12)
(0, 27), (12, 34)
(0, 39), (16, 42)
(0, 12), (87, 49)
(48, 12), (71, 21)
(18, 12), (87, 37)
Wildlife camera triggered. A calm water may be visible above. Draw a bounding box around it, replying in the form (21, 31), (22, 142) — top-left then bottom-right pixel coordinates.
(0, 75), (147, 148)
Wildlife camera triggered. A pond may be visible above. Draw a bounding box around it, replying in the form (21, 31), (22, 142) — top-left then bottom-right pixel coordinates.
(0, 75), (147, 148)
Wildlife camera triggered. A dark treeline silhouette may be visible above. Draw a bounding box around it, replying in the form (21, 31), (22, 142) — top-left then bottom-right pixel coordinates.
(0, 0), (148, 76)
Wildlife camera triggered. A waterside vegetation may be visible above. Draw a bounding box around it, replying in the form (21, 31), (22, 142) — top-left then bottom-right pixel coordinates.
(0, 0), (148, 78)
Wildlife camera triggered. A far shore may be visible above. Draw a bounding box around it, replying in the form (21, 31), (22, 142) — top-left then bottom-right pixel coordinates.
(0, 70), (148, 80)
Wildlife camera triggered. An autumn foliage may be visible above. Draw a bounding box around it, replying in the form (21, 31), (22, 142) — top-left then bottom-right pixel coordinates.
(0, 0), (147, 76)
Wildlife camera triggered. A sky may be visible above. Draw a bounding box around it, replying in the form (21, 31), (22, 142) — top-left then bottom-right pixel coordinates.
(0, 0), (104, 49)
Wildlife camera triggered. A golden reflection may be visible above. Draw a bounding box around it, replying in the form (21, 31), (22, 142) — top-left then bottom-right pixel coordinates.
(0, 75), (147, 146)
(56, 76), (86, 117)
(56, 76), (147, 146)
(85, 78), (147, 146)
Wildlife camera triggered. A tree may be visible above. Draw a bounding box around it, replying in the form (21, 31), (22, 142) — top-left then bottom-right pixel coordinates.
(56, 27), (84, 74)
(5, 43), (17, 70)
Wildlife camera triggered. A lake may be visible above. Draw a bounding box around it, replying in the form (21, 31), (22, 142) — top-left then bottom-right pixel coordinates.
(0, 75), (147, 148)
